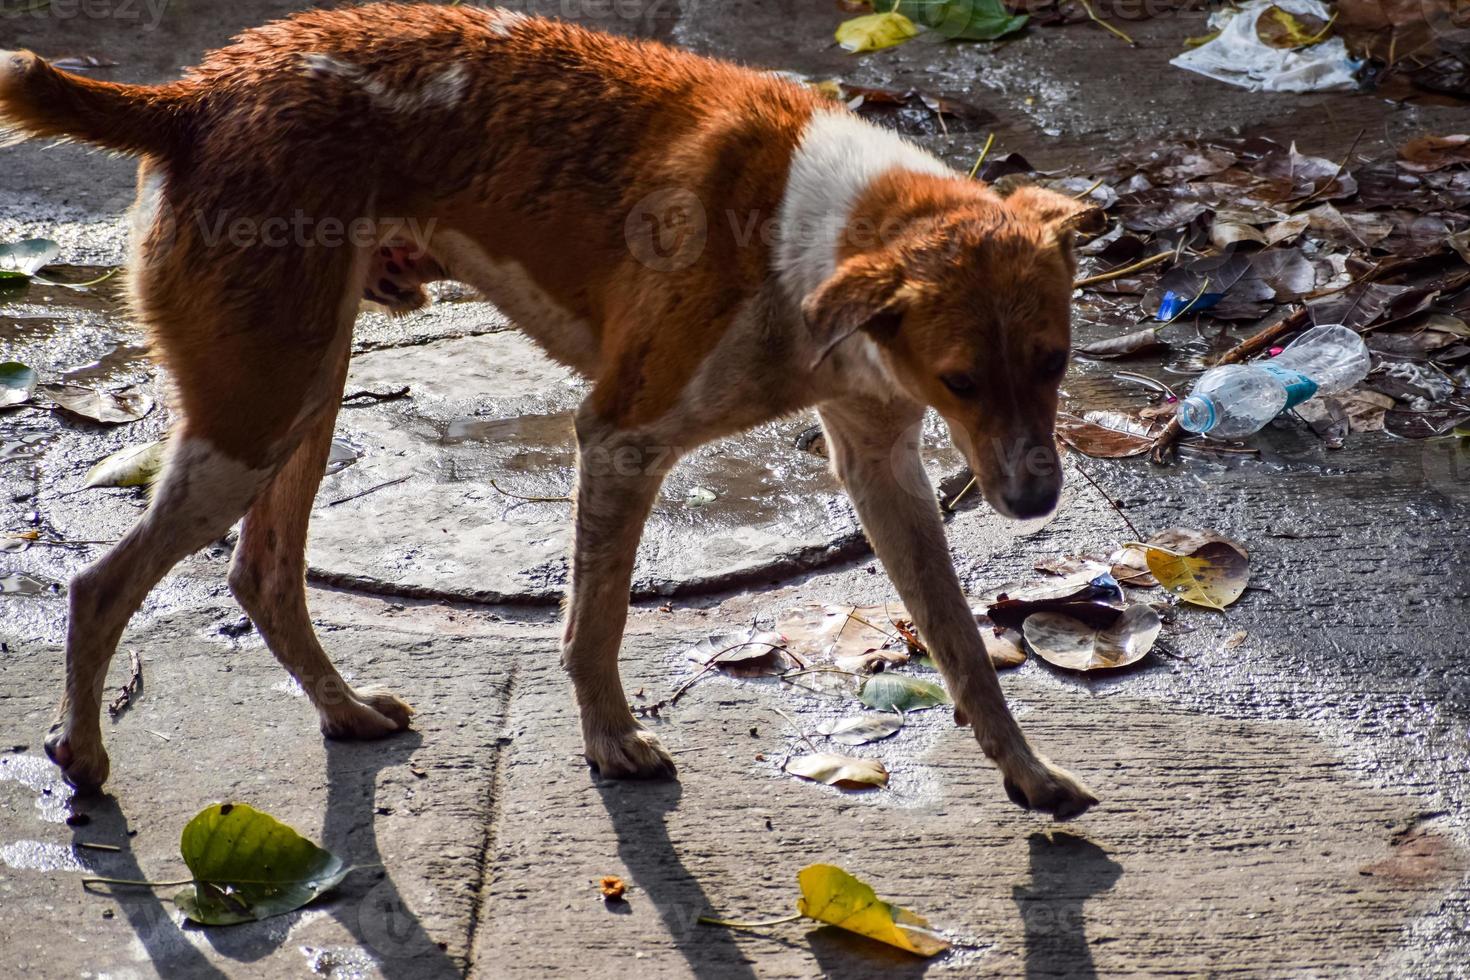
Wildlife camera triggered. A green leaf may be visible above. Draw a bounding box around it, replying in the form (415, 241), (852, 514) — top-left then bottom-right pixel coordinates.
(891, 0), (1028, 41)
(85, 440), (168, 488)
(797, 864), (950, 957)
(0, 361), (37, 407)
(859, 673), (949, 712)
(836, 11), (920, 53)
(174, 802), (348, 925)
(0, 238), (60, 277)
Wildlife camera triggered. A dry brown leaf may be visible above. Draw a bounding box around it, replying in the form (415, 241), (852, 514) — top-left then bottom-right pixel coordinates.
(785, 753), (889, 789)
(1022, 604), (1162, 671)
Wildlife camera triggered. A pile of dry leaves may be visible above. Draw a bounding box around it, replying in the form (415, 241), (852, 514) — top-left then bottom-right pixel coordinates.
(1007, 132), (1470, 457)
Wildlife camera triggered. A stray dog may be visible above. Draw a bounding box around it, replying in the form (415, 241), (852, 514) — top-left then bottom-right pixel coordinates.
(1, 3), (1100, 818)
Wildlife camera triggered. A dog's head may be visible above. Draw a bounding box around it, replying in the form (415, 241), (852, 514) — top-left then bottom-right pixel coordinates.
(804, 180), (1101, 520)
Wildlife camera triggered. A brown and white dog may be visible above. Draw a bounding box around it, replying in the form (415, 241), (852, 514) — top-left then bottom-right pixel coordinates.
(1, 3), (1099, 818)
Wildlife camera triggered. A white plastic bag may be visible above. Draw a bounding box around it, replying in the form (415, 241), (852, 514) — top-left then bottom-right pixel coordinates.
(1171, 0), (1362, 93)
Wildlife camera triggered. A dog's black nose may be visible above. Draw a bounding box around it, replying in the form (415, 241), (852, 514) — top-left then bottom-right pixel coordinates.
(1002, 484), (1060, 520)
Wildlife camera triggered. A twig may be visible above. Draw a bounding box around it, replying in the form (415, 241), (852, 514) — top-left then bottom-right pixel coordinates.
(1155, 276), (1213, 330)
(1071, 176), (1107, 202)
(83, 876), (195, 892)
(778, 666), (863, 682)
(968, 132), (996, 180)
(488, 479), (571, 504)
(1075, 0), (1136, 45)
(107, 650), (142, 718)
(1074, 251), (1171, 289)
(634, 637), (790, 717)
(698, 912), (803, 930)
(341, 386), (410, 404)
(1296, 127), (1364, 208)
(771, 707), (820, 754)
(1069, 459), (1142, 540)
(76, 842), (121, 852)
(942, 475), (979, 512)
(327, 476), (410, 506)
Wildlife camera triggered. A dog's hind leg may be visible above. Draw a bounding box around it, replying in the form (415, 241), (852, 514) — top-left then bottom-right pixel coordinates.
(45, 218), (369, 791)
(562, 405), (679, 779)
(228, 393), (413, 740)
(45, 433), (279, 790)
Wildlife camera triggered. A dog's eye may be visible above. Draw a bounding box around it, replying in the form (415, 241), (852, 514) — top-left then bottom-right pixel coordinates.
(941, 372), (977, 397)
(1040, 351), (1069, 379)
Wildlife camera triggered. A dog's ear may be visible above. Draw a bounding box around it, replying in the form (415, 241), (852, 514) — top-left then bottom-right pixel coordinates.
(802, 254), (912, 369)
(1004, 185), (1106, 277)
(1004, 185), (1107, 239)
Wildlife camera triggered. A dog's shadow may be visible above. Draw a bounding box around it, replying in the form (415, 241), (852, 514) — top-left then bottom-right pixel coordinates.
(597, 779), (762, 980)
(75, 732), (459, 979)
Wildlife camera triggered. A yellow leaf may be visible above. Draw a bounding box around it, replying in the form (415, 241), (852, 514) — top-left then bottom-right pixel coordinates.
(1139, 528), (1249, 611)
(797, 864), (950, 957)
(1256, 6), (1334, 49)
(836, 11), (919, 54)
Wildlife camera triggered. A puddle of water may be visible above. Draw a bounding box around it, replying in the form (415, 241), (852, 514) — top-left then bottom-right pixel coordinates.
(0, 840), (87, 873)
(442, 411), (573, 445)
(1, 425), (55, 462)
(0, 754), (73, 823)
(0, 572), (53, 595)
(301, 945), (378, 979)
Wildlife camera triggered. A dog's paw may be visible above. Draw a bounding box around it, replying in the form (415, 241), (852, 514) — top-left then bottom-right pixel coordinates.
(585, 726), (677, 780)
(321, 686), (415, 740)
(1002, 757), (1097, 821)
(44, 724), (109, 794)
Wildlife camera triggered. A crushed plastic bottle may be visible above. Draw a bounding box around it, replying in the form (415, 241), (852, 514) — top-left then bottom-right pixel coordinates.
(1176, 324), (1372, 439)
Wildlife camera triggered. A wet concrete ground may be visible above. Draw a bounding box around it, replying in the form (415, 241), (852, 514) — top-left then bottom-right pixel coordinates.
(2, 1), (1469, 977)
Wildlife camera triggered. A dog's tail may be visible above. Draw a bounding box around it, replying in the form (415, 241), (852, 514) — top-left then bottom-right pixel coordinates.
(0, 50), (185, 156)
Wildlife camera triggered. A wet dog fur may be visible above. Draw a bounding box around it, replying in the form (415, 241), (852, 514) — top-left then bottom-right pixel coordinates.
(1, 3), (1100, 818)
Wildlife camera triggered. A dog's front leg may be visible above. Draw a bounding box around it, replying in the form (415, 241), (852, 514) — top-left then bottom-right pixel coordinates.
(818, 397), (1096, 820)
(561, 404), (679, 779)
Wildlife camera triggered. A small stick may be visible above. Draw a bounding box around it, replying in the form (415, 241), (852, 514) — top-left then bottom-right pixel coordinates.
(942, 475), (979, 512)
(698, 912), (803, 930)
(341, 386), (410, 404)
(771, 707), (820, 754)
(1154, 276), (1213, 331)
(327, 476), (411, 507)
(107, 650), (142, 718)
(487, 479), (571, 504)
(1070, 458), (1142, 541)
(1074, 251), (1171, 289)
(1076, 0), (1136, 45)
(76, 842), (122, 852)
(968, 132), (996, 180)
(1296, 127), (1365, 208)
(1071, 176), (1107, 202)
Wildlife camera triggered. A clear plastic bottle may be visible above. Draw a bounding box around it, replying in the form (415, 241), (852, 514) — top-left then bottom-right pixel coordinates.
(1177, 325), (1373, 439)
